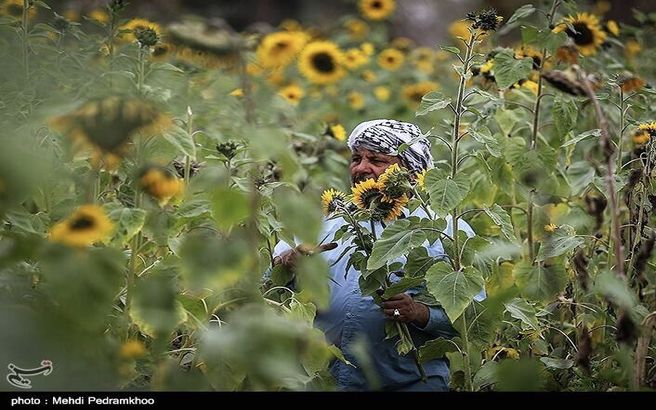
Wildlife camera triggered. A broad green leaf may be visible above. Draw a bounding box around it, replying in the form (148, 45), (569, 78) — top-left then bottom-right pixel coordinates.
(469, 126), (503, 158)
(514, 261), (567, 302)
(492, 49), (533, 89)
(296, 255), (331, 310)
(483, 204), (517, 242)
(506, 4), (535, 25)
(328, 345), (354, 367)
(561, 129), (601, 147)
(405, 247), (436, 277)
(367, 218), (426, 270)
(536, 225), (584, 261)
(495, 108), (523, 135)
(425, 169), (470, 217)
(210, 187), (249, 232)
(440, 46), (461, 55)
(567, 161), (595, 195)
(418, 338), (459, 363)
(5, 210), (48, 235)
(108, 207), (146, 245)
(177, 198), (211, 218)
(504, 298), (540, 330)
(473, 361), (499, 390)
(540, 357), (574, 369)
(274, 188), (322, 245)
(131, 274), (188, 337)
(288, 299), (317, 323)
(594, 270), (638, 310)
(552, 95), (578, 140)
(416, 91), (452, 116)
(163, 125), (196, 159)
(425, 263), (485, 321)
(382, 277), (425, 299)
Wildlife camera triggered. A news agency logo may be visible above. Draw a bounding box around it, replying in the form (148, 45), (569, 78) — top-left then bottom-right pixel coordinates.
(6, 360), (53, 389)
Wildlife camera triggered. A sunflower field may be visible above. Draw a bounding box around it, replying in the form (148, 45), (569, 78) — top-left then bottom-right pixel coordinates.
(1, 0), (656, 392)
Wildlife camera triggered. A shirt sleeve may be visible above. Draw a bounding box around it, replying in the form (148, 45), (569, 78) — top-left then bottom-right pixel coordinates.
(412, 303), (459, 339)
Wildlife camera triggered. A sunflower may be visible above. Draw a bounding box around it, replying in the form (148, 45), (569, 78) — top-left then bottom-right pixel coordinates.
(139, 166), (185, 206)
(625, 39), (641, 59)
(403, 81), (439, 107)
(373, 86), (391, 102)
(515, 45), (542, 70)
(544, 223), (557, 233)
(448, 20), (472, 42)
(49, 205), (114, 247)
(344, 18), (369, 40)
(632, 130), (650, 146)
(360, 42), (375, 56)
(256, 31), (308, 68)
(119, 340), (146, 360)
(278, 84), (304, 105)
(49, 97), (172, 169)
(361, 70), (377, 82)
(377, 48), (404, 71)
(520, 79), (539, 95)
(378, 163), (411, 201)
(321, 189), (347, 216)
(298, 41), (345, 85)
(358, 0), (396, 21)
(119, 18), (162, 43)
(605, 20), (620, 37)
(347, 91), (365, 110)
(151, 42), (174, 61)
(1, 0), (36, 19)
(352, 179), (384, 210)
(618, 74), (645, 93)
(88, 9), (109, 24)
(343, 48), (369, 70)
(391, 37), (414, 51)
(411, 47), (435, 74)
(553, 13), (606, 56)
(374, 194), (409, 222)
(555, 44), (579, 64)
(326, 124), (346, 141)
(415, 169), (427, 191)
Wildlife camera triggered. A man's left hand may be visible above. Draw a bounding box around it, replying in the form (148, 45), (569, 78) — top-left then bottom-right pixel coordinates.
(382, 293), (429, 328)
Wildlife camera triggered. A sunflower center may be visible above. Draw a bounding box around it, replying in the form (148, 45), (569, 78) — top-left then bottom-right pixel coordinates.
(70, 216), (95, 231)
(567, 22), (594, 46)
(274, 41), (289, 49)
(372, 1), (383, 9)
(312, 52), (335, 73)
(387, 56), (395, 63)
(8, 4), (23, 16)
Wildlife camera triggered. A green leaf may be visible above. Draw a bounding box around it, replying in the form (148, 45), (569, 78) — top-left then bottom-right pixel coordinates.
(483, 204), (517, 242)
(367, 218), (426, 270)
(492, 49), (533, 89)
(210, 187), (249, 232)
(540, 357), (574, 369)
(108, 207), (146, 246)
(296, 255), (331, 310)
(405, 247), (436, 277)
(567, 161), (595, 195)
(416, 91), (452, 116)
(594, 270), (638, 310)
(288, 299), (317, 323)
(425, 169), (470, 217)
(440, 46), (461, 55)
(495, 108), (523, 135)
(425, 263), (485, 321)
(469, 126), (504, 158)
(561, 129), (601, 147)
(132, 274), (188, 337)
(177, 198), (211, 218)
(328, 345), (355, 367)
(552, 95), (578, 140)
(163, 125), (196, 159)
(418, 338), (459, 363)
(473, 361), (499, 390)
(514, 261), (567, 302)
(504, 298), (540, 330)
(536, 225), (584, 261)
(382, 277), (425, 299)
(273, 188), (322, 245)
(506, 4), (535, 25)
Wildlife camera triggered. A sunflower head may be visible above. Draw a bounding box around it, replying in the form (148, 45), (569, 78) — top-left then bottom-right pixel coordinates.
(119, 340), (147, 360)
(278, 84), (304, 105)
(555, 44), (579, 64)
(49, 205), (114, 247)
(1, 0), (36, 19)
(605, 20), (620, 37)
(344, 18), (369, 40)
(256, 31), (308, 68)
(343, 48), (369, 70)
(347, 91), (365, 110)
(515, 45), (542, 70)
(403, 81), (439, 107)
(321, 189), (347, 216)
(373, 194), (409, 222)
(139, 166), (185, 206)
(326, 124), (346, 141)
(618, 74), (645, 93)
(635, 122), (656, 146)
(466, 9), (503, 32)
(358, 0), (396, 21)
(352, 178), (384, 210)
(414, 169), (427, 191)
(135, 27), (159, 48)
(377, 48), (404, 71)
(88, 9), (109, 24)
(298, 41), (345, 85)
(374, 86), (391, 102)
(553, 13), (606, 56)
(378, 163), (411, 201)
(119, 19), (162, 44)
(216, 141), (239, 160)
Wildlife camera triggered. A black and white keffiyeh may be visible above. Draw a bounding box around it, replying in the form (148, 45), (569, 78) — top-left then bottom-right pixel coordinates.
(347, 119), (434, 173)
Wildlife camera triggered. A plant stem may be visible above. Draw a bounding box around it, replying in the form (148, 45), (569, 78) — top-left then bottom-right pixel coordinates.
(21, 0), (29, 82)
(461, 310), (473, 391)
(625, 148), (652, 276)
(617, 89), (625, 171)
(184, 106), (193, 187)
(137, 47), (147, 95)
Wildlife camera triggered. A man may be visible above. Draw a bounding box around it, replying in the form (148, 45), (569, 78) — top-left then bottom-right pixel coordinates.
(271, 119), (477, 391)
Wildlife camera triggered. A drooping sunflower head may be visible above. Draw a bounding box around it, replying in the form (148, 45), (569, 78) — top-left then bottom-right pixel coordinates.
(466, 9), (503, 32)
(119, 18), (162, 44)
(135, 27), (160, 48)
(377, 48), (404, 71)
(298, 41), (346, 85)
(553, 13), (606, 56)
(378, 163), (411, 201)
(358, 0), (396, 21)
(256, 31), (308, 68)
(555, 44), (579, 64)
(373, 194), (409, 222)
(49, 97), (172, 162)
(515, 45), (543, 70)
(321, 189), (347, 216)
(351, 178), (384, 210)
(49, 205), (114, 247)
(402, 81), (439, 107)
(139, 165), (185, 206)
(278, 84), (304, 105)
(617, 73), (645, 94)
(1, 0), (36, 19)
(326, 124), (346, 141)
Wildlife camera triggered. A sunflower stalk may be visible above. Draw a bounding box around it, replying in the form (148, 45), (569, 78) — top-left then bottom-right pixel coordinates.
(21, 0), (29, 81)
(625, 144), (653, 277)
(184, 106), (193, 187)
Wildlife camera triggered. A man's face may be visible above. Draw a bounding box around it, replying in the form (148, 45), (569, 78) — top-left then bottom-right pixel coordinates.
(349, 147), (401, 185)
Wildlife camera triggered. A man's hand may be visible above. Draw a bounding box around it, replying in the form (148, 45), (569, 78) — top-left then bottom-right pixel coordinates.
(272, 242), (338, 271)
(382, 293), (430, 328)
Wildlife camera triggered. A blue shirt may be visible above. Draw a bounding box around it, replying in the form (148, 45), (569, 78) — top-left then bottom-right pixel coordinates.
(271, 207), (483, 391)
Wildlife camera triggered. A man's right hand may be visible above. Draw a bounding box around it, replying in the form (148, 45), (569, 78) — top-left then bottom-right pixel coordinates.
(272, 242), (338, 271)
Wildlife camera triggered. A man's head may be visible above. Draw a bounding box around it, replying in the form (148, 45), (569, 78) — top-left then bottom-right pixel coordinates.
(347, 119), (433, 185)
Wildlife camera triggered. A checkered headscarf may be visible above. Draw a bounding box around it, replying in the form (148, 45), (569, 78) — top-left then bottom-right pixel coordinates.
(347, 119), (434, 173)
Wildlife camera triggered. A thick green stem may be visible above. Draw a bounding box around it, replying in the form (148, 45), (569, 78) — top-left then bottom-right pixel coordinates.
(461, 311), (473, 391)
(137, 47), (147, 95)
(184, 106), (193, 187)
